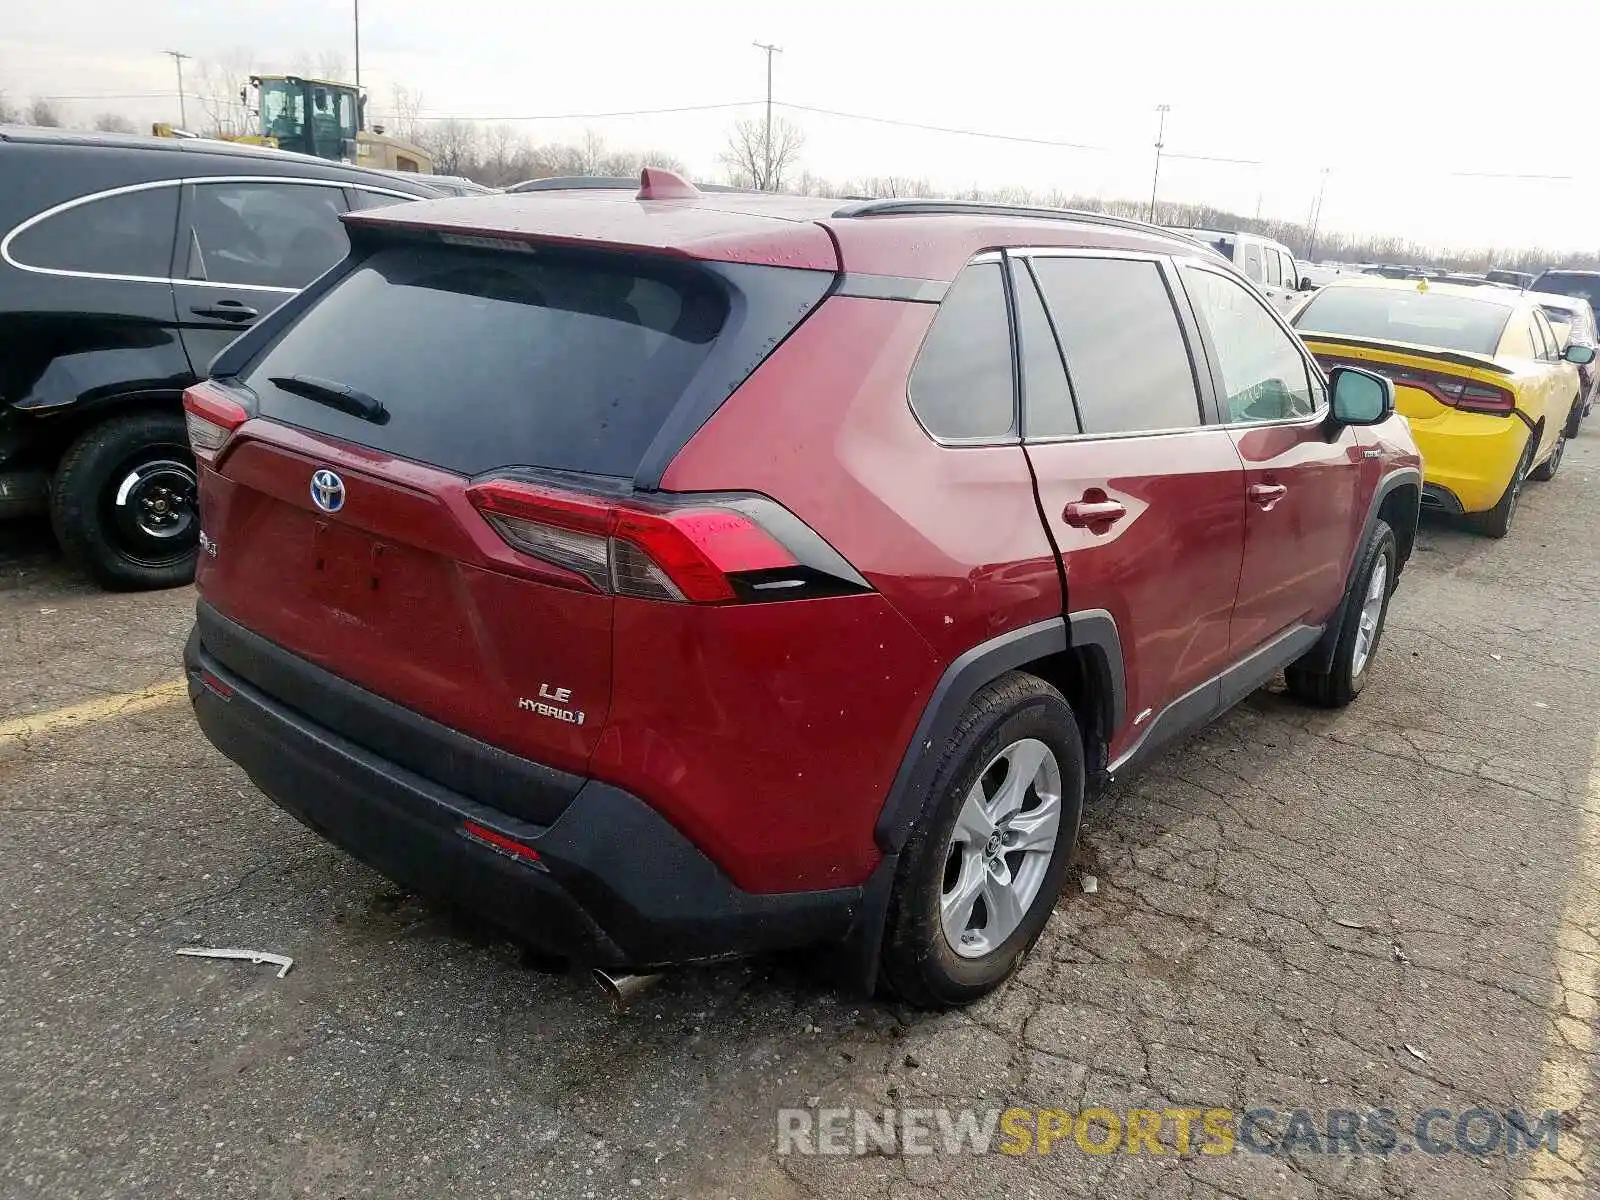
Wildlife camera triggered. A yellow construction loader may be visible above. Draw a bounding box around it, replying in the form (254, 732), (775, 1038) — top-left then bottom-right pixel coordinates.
(153, 74), (431, 173)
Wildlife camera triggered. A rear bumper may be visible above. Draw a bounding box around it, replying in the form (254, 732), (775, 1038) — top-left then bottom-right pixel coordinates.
(184, 615), (860, 970)
(1406, 412), (1526, 514)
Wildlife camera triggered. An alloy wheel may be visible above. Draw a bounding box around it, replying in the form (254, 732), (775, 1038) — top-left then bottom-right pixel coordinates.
(1351, 556), (1388, 677)
(941, 737), (1062, 959)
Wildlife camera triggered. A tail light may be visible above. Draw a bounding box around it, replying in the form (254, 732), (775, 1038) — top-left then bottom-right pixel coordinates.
(1314, 356), (1515, 415)
(183, 382), (250, 462)
(466, 479), (869, 604)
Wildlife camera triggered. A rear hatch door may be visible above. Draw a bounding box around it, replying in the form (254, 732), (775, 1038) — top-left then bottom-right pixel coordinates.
(197, 230), (834, 784)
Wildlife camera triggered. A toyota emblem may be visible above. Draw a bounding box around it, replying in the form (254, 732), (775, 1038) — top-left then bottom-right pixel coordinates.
(310, 469), (345, 513)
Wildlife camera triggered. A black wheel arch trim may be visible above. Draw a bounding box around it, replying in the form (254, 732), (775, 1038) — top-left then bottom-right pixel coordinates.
(1302, 466), (1420, 674)
(872, 611), (1125, 856)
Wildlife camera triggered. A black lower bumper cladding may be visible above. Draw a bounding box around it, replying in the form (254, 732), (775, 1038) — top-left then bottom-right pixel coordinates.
(185, 606), (860, 970)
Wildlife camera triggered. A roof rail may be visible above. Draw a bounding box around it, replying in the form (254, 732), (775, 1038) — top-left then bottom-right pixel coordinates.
(505, 175), (745, 195)
(829, 197), (1169, 237)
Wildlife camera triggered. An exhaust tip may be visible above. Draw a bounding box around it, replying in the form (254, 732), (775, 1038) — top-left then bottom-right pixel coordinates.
(591, 968), (663, 1008)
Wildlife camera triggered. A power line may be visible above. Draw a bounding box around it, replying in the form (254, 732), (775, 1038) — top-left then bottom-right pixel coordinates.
(36, 92), (176, 102)
(775, 100), (1109, 151)
(27, 84), (1596, 184)
(413, 100), (755, 122)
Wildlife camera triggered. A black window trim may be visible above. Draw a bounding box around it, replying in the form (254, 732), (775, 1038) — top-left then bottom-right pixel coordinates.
(1, 175), (420, 291)
(1006, 253), (1083, 438)
(904, 250), (1023, 449)
(1012, 246), (1221, 443)
(1530, 307), (1559, 362)
(1176, 256), (1333, 431)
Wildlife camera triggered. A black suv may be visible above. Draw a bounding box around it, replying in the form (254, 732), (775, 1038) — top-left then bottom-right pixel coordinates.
(0, 128), (439, 588)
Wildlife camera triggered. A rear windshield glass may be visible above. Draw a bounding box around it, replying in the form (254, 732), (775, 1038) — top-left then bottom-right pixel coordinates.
(239, 244), (728, 478)
(1532, 273), (1600, 312)
(1292, 287), (1510, 355)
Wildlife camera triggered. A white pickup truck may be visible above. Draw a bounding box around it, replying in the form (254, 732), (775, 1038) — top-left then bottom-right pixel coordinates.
(1168, 227), (1310, 314)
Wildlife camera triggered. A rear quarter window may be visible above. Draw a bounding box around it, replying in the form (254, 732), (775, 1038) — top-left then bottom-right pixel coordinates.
(907, 261), (1016, 441)
(6, 185), (179, 278)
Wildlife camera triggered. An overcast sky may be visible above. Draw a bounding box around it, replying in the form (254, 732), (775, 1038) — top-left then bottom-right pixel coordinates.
(5, 0), (1597, 254)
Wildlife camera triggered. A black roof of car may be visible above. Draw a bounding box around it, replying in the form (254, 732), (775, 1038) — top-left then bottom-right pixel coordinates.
(0, 125), (441, 194)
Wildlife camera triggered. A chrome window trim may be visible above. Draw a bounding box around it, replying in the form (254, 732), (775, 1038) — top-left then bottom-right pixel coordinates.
(1017, 422), (1237, 447)
(1, 175), (418, 291)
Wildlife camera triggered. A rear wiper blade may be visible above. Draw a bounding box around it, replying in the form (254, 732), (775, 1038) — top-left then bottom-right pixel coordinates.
(268, 374), (389, 424)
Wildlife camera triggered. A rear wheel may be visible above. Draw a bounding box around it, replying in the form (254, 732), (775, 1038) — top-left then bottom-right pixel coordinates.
(879, 672), (1084, 1009)
(50, 410), (200, 591)
(1286, 519), (1397, 708)
(1466, 435), (1533, 539)
(1531, 418), (1569, 482)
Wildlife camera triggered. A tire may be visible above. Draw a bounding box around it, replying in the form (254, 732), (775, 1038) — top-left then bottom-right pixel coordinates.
(1285, 519), (1397, 709)
(50, 410), (200, 591)
(1465, 434), (1532, 539)
(1532, 417), (1569, 482)
(1565, 398), (1583, 441)
(879, 672), (1085, 1009)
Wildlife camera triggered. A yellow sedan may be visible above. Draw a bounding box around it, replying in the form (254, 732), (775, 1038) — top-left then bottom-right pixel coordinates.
(1291, 279), (1592, 536)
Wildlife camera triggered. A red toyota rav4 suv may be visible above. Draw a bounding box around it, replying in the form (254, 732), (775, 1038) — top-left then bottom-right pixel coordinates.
(183, 171), (1420, 1008)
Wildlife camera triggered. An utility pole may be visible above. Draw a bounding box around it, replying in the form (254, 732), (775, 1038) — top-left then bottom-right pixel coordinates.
(164, 50), (191, 129)
(1147, 104), (1170, 223)
(1305, 167), (1330, 261)
(353, 0), (362, 124)
(753, 41), (781, 189)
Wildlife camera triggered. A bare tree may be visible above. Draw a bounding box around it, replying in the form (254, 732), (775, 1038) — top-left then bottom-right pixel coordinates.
(720, 115), (804, 191)
(415, 118), (480, 176)
(575, 129), (609, 175)
(26, 98), (64, 128)
(291, 50), (350, 82)
(193, 52), (253, 137)
(388, 84), (424, 142)
(93, 112), (138, 133)
(0, 92), (18, 124)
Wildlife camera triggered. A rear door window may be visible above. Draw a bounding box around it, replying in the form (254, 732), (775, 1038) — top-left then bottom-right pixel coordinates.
(907, 261), (1016, 440)
(8, 185), (179, 279)
(1238, 242), (1264, 284)
(187, 182), (349, 289)
(1030, 256), (1202, 435)
(239, 243), (732, 478)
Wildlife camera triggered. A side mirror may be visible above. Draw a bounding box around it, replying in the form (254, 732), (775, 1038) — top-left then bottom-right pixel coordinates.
(1299, 275), (1316, 291)
(1562, 343), (1595, 365)
(1327, 365), (1394, 426)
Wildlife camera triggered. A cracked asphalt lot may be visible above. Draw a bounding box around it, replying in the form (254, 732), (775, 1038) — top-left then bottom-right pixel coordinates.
(3, 438), (1598, 1200)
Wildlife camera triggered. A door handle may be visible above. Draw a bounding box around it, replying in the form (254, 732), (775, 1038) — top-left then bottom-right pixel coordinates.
(189, 302), (258, 322)
(1062, 499), (1128, 527)
(1248, 482), (1288, 507)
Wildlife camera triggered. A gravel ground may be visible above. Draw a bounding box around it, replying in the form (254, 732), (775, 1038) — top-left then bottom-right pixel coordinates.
(2, 435), (1597, 1200)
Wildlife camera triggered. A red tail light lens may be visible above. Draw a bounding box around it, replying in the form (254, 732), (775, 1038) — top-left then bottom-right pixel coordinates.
(466, 480), (859, 604)
(1313, 356), (1515, 415)
(182, 382), (250, 461)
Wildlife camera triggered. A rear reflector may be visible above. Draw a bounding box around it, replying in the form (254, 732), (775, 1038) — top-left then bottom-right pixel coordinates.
(468, 479), (803, 603)
(182, 382), (250, 460)
(460, 820), (541, 864)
